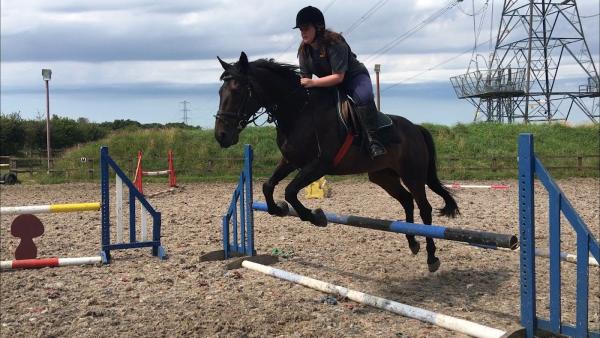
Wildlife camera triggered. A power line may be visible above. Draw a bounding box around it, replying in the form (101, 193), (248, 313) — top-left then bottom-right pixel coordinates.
(381, 39), (492, 93)
(580, 13), (599, 18)
(322, 0), (339, 13)
(456, 0), (488, 17)
(365, 0), (461, 63)
(466, 0), (491, 72)
(277, 41), (297, 61)
(342, 0), (391, 36)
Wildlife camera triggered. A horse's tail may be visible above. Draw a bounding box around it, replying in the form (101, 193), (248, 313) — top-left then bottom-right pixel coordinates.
(419, 126), (460, 218)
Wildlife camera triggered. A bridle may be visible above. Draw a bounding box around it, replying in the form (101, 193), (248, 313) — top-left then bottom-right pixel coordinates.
(215, 75), (310, 130)
(214, 76), (260, 131)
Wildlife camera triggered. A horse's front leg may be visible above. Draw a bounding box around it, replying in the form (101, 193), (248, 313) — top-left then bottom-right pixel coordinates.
(284, 161), (328, 227)
(263, 158), (297, 217)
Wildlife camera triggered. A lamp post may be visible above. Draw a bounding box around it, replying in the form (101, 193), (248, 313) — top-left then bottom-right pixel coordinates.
(42, 69), (52, 173)
(374, 64), (381, 111)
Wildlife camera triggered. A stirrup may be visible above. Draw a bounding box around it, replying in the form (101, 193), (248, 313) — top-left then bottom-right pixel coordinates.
(369, 142), (386, 158)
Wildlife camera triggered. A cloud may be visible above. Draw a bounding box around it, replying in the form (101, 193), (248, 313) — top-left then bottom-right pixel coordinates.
(1, 60), (225, 92)
(3, 0), (597, 62)
(1, 0), (598, 125)
(2, 0), (481, 62)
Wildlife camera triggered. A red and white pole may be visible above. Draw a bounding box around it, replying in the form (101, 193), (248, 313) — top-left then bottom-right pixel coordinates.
(0, 256), (102, 270)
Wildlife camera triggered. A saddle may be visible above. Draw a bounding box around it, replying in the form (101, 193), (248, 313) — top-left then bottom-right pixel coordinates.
(336, 91), (393, 140)
(331, 91), (395, 166)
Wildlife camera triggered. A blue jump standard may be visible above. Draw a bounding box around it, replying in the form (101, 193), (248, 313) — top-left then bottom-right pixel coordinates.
(100, 146), (166, 263)
(252, 201), (518, 250)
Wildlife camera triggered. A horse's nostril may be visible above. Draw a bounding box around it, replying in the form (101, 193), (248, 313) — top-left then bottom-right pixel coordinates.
(217, 132), (228, 145)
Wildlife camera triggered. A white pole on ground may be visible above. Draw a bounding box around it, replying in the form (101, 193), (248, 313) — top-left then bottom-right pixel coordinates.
(1, 205), (52, 215)
(535, 248), (599, 267)
(495, 247), (599, 267)
(116, 175), (123, 243)
(242, 261), (506, 338)
(57, 256), (103, 266)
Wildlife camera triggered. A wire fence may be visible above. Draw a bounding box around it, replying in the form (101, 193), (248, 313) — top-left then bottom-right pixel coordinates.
(3, 153), (598, 182)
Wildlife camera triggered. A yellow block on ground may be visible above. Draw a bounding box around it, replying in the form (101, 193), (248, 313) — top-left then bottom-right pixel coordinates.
(305, 177), (330, 199)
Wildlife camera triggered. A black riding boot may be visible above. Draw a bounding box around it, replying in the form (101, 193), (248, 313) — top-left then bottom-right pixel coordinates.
(356, 103), (387, 159)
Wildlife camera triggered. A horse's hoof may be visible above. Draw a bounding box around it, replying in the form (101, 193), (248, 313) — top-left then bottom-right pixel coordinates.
(311, 208), (328, 227)
(409, 242), (420, 255)
(427, 258), (441, 273)
(275, 201), (289, 216)
(269, 201), (289, 217)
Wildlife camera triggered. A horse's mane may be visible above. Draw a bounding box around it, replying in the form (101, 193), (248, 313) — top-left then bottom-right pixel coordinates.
(250, 59), (299, 79)
(220, 57), (302, 102)
(220, 57), (299, 85)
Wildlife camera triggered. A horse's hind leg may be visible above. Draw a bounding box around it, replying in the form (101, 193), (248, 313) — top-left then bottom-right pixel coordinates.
(368, 170), (420, 255)
(263, 158), (297, 216)
(402, 179), (439, 272)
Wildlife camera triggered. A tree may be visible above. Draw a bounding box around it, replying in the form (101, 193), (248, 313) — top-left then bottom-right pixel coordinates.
(0, 112), (26, 155)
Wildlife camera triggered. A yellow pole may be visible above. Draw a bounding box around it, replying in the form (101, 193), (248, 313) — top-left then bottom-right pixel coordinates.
(49, 202), (101, 213)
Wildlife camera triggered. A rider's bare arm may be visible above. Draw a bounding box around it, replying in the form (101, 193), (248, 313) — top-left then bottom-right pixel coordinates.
(300, 72), (344, 88)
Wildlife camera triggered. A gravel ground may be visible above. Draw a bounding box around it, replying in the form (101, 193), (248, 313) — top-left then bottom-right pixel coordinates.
(1, 178), (598, 337)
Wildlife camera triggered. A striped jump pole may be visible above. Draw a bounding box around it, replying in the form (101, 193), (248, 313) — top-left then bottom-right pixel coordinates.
(223, 145), (518, 260)
(143, 170), (170, 176)
(252, 201), (518, 250)
(0, 202), (101, 216)
(133, 150), (177, 195)
(534, 248), (599, 267)
(443, 184), (510, 190)
(492, 247), (599, 267)
(242, 260), (507, 338)
(0, 256), (102, 270)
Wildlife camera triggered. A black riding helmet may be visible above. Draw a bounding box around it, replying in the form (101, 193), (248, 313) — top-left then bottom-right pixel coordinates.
(293, 6), (325, 29)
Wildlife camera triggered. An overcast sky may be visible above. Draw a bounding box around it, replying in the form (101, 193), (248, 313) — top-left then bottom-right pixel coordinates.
(1, 0), (599, 126)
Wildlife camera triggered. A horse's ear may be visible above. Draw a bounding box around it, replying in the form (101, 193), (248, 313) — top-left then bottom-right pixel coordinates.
(238, 52), (249, 74)
(217, 56), (233, 71)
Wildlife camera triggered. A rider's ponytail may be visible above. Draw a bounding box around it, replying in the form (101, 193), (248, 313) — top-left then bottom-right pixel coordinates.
(297, 27), (345, 59)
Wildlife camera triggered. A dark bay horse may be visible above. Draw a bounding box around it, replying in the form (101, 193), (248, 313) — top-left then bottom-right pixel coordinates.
(214, 52), (459, 272)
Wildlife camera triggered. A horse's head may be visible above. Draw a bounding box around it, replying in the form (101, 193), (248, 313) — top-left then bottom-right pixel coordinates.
(214, 52), (262, 148)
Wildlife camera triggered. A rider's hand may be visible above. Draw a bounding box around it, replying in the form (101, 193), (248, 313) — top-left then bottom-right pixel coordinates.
(301, 78), (315, 88)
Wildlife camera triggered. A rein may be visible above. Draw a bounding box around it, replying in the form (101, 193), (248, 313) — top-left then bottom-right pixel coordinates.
(215, 75), (310, 130)
(217, 70), (352, 167)
(263, 85), (310, 126)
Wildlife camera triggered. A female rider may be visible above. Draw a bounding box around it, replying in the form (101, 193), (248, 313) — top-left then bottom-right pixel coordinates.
(294, 5), (386, 159)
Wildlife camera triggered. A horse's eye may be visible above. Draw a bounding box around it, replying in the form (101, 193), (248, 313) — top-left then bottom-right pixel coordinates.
(229, 80), (241, 90)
